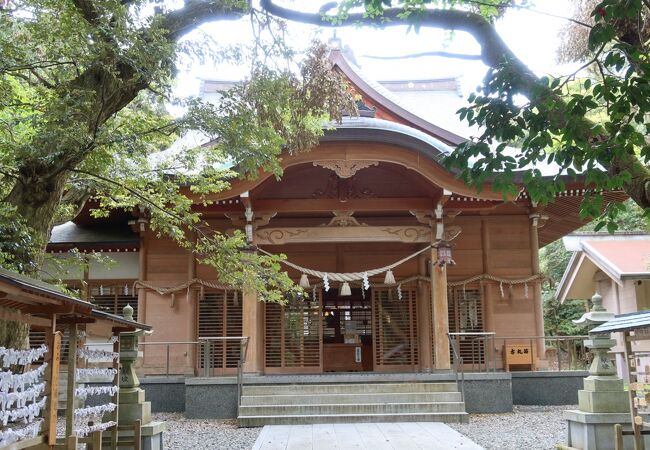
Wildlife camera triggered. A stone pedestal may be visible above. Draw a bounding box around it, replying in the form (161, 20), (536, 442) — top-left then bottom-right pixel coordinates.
(564, 410), (649, 450)
(118, 421), (166, 450)
(577, 376), (628, 414)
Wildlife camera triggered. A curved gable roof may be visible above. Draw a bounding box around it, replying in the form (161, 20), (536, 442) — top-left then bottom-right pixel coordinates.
(329, 49), (468, 147)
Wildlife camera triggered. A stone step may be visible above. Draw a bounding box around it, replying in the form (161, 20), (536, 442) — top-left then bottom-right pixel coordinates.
(241, 382), (459, 396)
(238, 401), (466, 416)
(238, 412), (469, 427)
(240, 391), (462, 405)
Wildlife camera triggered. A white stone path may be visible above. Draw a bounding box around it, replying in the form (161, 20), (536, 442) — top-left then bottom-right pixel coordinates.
(251, 423), (485, 450)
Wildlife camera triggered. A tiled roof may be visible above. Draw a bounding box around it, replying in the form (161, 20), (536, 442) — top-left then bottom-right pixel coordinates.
(50, 222), (138, 244)
(584, 239), (650, 277)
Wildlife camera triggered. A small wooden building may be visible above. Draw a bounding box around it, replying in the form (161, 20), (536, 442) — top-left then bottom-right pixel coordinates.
(557, 232), (650, 377)
(46, 49), (626, 376)
(0, 267), (150, 449)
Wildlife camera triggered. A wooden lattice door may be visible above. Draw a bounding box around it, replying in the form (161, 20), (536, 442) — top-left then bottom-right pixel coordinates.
(448, 286), (484, 364)
(198, 289), (243, 375)
(264, 291), (322, 373)
(372, 287), (419, 371)
(90, 283), (138, 320)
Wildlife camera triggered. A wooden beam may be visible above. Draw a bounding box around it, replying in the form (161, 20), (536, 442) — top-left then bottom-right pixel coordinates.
(57, 317), (96, 324)
(112, 326), (133, 333)
(0, 308), (51, 328)
(253, 197), (435, 213)
(23, 305), (75, 315)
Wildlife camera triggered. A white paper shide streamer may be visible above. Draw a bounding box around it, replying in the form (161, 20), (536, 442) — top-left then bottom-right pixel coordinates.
(76, 368), (118, 380)
(75, 420), (117, 438)
(0, 345), (47, 368)
(77, 348), (119, 362)
(73, 403), (117, 437)
(0, 345), (48, 446)
(75, 385), (119, 400)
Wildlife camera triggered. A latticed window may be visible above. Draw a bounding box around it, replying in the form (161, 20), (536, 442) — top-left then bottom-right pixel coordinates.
(448, 286), (484, 364)
(89, 283), (138, 320)
(198, 289), (242, 372)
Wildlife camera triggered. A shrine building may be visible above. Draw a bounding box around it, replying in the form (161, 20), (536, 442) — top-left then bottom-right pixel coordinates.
(45, 48), (626, 379)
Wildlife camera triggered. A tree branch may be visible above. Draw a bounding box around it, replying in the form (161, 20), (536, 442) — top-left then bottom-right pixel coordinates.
(260, 0), (650, 210)
(160, 0), (250, 41)
(70, 0), (101, 26)
(260, 0), (540, 92)
(362, 51), (482, 61)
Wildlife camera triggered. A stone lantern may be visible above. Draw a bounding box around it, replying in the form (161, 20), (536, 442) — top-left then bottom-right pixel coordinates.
(119, 304), (165, 450)
(563, 292), (629, 450)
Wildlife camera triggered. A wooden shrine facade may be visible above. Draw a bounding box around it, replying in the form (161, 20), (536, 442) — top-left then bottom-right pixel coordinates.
(44, 49), (627, 376)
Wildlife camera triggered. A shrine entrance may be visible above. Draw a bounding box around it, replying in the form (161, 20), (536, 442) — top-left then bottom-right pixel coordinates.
(322, 288), (373, 372)
(322, 285), (420, 373)
(263, 282), (423, 374)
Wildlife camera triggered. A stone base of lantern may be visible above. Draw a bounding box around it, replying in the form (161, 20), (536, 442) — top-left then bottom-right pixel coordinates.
(118, 421), (166, 450)
(563, 410), (649, 450)
(119, 388), (152, 424)
(577, 376), (628, 413)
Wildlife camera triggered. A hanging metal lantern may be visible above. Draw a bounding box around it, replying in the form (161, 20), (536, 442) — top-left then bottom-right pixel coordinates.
(434, 240), (456, 266)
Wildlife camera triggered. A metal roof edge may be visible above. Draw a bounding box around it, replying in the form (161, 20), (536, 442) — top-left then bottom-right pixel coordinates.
(581, 241), (624, 283)
(555, 251), (582, 303)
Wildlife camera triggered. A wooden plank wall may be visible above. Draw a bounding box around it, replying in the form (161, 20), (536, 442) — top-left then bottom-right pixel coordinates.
(140, 214), (542, 373)
(448, 215), (536, 368)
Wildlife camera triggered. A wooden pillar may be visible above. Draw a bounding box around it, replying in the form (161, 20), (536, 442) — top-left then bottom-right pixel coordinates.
(481, 219), (494, 332)
(137, 232), (147, 324)
(65, 324), (78, 437)
(242, 288), (264, 373)
(432, 246), (451, 370)
(529, 211), (546, 363)
(243, 230), (264, 374)
(44, 320), (62, 447)
(187, 239), (198, 375)
(417, 254), (433, 372)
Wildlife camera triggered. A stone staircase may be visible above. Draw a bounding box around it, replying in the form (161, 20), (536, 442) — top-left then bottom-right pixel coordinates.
(237, 381), (468, 427)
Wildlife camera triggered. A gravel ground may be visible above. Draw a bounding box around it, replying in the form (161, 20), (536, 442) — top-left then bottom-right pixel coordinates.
(154, 406), (572, 450)
(153, 413), (261, 450)
(450, 405), (574, 450)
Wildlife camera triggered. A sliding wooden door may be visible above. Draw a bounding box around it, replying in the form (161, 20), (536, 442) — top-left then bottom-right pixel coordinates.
(264, 291), (322, 373)
(372, 287), (419, 371)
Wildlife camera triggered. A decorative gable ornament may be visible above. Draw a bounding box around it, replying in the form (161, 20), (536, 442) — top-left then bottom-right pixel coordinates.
(313, 160), (379, 178)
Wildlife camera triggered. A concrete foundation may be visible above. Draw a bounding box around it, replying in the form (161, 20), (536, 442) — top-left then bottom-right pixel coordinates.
(511, 371), (588, 405)
(140, 371), (589, 419)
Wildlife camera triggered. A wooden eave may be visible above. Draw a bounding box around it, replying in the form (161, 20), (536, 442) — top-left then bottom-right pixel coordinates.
(0, 268), (150, 331)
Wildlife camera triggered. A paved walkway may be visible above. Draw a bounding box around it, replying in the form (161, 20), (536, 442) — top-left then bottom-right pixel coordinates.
(251, 423), (485, 450)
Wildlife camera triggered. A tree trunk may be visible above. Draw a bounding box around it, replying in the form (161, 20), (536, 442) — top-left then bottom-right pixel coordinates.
(5, 167), (69, 264)
(2, 168), (69, 349)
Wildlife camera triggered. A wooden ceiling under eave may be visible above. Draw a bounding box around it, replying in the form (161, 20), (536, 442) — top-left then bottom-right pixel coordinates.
(538, 190), (629, 247)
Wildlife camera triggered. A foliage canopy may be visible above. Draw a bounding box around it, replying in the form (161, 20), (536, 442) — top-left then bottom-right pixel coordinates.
(0, 0), (354, 305)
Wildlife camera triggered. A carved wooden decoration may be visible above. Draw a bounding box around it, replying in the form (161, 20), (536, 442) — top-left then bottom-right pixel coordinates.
(322, 211), (367, 227)
(313, 160), (379, 178)
(255, 225), (431, 245)
(444, 225), (462, 241)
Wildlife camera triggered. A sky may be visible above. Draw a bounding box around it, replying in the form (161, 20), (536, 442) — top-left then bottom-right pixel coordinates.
(172, 0), (578, 103)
